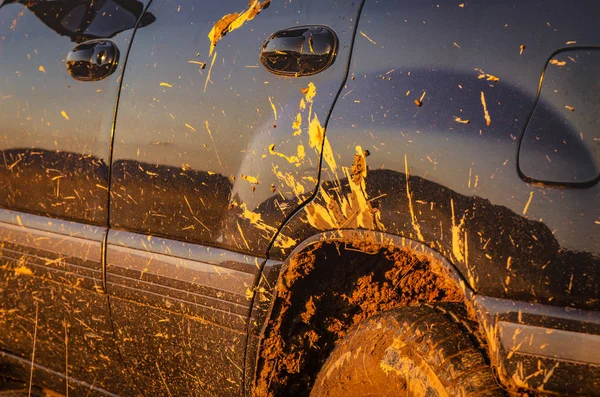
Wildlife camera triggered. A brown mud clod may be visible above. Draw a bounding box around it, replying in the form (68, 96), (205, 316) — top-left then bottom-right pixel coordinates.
(208, 0), (271, 55)
(254, 239), (465, 397)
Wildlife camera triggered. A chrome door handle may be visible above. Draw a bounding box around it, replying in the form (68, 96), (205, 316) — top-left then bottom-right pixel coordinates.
(66, 39), (119, 81)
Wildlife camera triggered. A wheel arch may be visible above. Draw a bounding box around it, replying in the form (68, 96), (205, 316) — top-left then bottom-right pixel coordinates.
(280, 229), (474, 298)
(247, 229), (479, 396)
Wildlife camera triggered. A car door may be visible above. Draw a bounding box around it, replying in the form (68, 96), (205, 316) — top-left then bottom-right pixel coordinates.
(0, 1), (152, 395)
(106, 0), (364, 395)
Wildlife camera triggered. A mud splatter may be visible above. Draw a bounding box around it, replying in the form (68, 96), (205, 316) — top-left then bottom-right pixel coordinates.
(241, 174), (259, 184)
(308, 115), (336, 174)
(268, 83), (322, 171)
(404, 155), (423, 241)
(203, 120), (222, 165)
(238, 204), (296, 249)
(208, 0), (272, 55)
(13, 264), (33, 276)
(266, 82), (338, 233)
(520, 44), (526, 55)
(303, 144), (384, 232)
(480, 91), (491, 126)
(204, 52), (217, 92)
(269, 144), (305, 166)
(254, 240), (464, 396)
(359, 31), (377, 45)
(522, 191), (534, 215)
(268, 97), (278, 121)
(307, 110), (336, 175)
(414, 91), (426, 107)
(272, 165), (305, 197)
(549, 59), (566, 67)
(475, 69), (500, 82)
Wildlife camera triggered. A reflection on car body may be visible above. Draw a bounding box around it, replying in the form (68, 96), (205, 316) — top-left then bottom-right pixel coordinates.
(0, 0), (598, 396)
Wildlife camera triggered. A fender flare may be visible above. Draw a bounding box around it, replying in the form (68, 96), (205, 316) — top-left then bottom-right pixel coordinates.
(250, 228), (476, 336)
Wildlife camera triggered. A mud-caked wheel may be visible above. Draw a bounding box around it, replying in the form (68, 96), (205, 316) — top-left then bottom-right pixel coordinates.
(310, 304), (505, 397)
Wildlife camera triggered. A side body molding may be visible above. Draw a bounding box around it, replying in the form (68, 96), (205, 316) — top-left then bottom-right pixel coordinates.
(105, 230), (264, 396)
(0, 209), (138, 395)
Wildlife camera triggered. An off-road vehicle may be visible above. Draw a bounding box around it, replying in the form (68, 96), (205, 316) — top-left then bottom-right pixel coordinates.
(0, 0), (598, 396)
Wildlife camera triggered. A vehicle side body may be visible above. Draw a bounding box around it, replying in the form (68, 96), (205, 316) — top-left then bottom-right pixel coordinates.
(0, 0), (598, 396)
(267, 2), (600, 394)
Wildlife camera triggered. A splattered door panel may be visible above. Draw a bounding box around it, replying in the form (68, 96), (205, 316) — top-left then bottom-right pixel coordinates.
(0, 0), (154, 224)
(274, 1), (600, 311)
(0, 1), (152, 394)
(107, 0), (363, 395)
(109, 0), (361, 256)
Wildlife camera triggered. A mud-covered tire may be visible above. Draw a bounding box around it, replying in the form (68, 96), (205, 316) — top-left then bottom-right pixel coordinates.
(310, 304), (505, 397)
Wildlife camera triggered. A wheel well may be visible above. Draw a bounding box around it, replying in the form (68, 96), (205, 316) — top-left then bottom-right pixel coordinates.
(254, 237), (471, 397)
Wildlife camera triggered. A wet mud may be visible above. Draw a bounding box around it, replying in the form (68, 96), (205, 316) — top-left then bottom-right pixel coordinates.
(254, 240), (464, 396)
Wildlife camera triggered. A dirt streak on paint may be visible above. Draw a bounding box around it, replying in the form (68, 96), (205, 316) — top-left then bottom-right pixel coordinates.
(480, 91), (491, 126)
(204, 120), (222, 165)
(239, 204), (296, 248)
(450, 199), (465, 264)
(268, 97), (278, 120)
(292, 113), (302, 136)
(298, 83), (337, 175)
(450, 199), (475, 287)
(404, 155), (424, 241)
(359, 31), (377, 45)
(523, 191), (534, 215)
(236, 221), (251, 251)
(204, 52), (217, 92)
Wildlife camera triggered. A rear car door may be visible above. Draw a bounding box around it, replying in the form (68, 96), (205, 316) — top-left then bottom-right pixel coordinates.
(106, 0), (363, 395)
(0, 1), (152, 394)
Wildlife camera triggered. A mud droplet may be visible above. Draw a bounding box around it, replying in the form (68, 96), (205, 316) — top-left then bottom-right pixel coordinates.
(14, 264), (33, 276)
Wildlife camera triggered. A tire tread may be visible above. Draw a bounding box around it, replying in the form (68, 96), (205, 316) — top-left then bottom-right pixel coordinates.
(311, 304), (505, 397)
